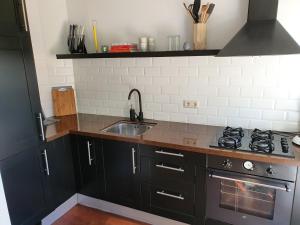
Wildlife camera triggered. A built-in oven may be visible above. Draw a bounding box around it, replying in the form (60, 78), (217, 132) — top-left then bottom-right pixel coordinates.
(206, 156), (297, 225)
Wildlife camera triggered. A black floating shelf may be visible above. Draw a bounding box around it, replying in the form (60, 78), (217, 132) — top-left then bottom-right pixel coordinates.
(56, 50), (220, 59)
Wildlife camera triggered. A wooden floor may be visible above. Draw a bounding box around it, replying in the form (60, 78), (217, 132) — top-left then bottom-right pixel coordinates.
(53, 205), (149, 225)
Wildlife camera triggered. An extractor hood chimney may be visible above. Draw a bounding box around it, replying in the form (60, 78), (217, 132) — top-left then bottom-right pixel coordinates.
(218, 0), (300, 57)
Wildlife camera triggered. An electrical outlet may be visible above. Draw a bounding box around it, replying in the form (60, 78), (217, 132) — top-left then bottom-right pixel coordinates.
(183, 100), (198, 109)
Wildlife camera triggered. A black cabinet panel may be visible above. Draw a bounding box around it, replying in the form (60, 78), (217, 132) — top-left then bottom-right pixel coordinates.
(0, 47), (40, 161)
(0, 0), (19, 35)
(72, 136), (105, 198)
(45, 136), (76, 212)
(0, 149), (47, 225)
(103, 140), (140, 209)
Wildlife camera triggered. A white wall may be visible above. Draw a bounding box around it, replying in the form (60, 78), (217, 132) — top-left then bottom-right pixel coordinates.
(0, 174), (11, 225)
(66, 0), (300, 51)
(26, 0), (75, 117)
(73, 55), (300, 132)
(68, 0), (300, 132)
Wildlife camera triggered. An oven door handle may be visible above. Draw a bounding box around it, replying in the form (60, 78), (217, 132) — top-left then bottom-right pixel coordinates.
(209, 173), (291, 192)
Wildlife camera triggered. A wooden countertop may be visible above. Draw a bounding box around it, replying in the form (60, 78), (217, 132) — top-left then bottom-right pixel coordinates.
(46, 113), (300, 166)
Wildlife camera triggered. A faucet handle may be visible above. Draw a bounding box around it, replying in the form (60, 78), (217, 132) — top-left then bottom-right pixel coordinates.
(130, 108), (136, 121)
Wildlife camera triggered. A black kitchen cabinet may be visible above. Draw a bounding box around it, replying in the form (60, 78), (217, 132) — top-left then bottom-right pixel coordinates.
(72, 135), (105, 198)
(0, 42), (43, 161)
(45, 136), (76, 213)
(140, 145), (206, 225)
(0, 0), (48, 224)
(102, 140), (141, 209)
(0, 149), (47, 225)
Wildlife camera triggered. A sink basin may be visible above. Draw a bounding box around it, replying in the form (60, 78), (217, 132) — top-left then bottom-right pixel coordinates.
(102, 121), (156, 137)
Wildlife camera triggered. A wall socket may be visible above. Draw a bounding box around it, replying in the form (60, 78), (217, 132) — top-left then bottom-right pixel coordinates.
(183, 100), (198, 109)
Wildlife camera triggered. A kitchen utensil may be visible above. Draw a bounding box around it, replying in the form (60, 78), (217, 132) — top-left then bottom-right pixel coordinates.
(52, 86), (77, 116)
(192, 0), (201, 23)
(183, 3), (197, 23)
(200, 4), (209, 23)
(204, 3), (215, 23)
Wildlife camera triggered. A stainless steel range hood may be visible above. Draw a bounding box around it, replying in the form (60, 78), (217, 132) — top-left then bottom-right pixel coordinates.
(218, 0), (300, 57)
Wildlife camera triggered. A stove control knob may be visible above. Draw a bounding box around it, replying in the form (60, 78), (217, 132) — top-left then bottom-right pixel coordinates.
(222, 159), (233, 169)
(266, 166), (275, 175)
(243, 161), (254, 171)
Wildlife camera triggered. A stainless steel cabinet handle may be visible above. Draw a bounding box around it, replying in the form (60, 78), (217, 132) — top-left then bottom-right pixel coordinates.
(21, 0), (29, 32)
(156, 190), (184, 200)
(132, 148), (136, 175)
(37, 113), (45, 141)
(87, 141), (93, 166)
(43, 149), (50, 176)
(210, 174), (291, 192)
(155, 150), (184, 158)
(156, 164), (184, 173)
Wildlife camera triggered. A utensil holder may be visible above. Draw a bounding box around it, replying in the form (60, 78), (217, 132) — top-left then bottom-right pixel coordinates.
(193, 23), (207, 50)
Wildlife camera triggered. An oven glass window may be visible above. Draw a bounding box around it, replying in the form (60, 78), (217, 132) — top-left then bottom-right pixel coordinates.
(220, 180), (276, 219)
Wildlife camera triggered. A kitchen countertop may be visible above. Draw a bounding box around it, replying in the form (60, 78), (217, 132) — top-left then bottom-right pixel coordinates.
(46, 113), (300, 166)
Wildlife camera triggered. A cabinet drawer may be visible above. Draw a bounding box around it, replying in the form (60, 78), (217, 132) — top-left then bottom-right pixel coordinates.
(141, 156), (195, 184)
(139, 144), (205, 167)
(142, 182), (196, 223)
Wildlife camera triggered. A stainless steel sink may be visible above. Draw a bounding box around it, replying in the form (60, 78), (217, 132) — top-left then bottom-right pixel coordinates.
(102, 121), (156, 136)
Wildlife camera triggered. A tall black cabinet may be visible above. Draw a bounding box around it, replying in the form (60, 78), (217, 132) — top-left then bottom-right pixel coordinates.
(0, 0), (47, 224)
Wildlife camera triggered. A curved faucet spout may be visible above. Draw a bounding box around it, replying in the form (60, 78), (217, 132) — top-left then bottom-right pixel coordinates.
(128, 89), (143, 121)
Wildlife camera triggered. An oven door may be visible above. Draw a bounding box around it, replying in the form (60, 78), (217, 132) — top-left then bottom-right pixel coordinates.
(206, 169), (295, 225)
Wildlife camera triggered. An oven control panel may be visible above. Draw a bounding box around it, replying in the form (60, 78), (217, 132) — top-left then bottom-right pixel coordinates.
(207, 155), (297, 182)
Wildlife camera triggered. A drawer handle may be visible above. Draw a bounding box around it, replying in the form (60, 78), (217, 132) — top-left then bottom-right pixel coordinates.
(155, 150), (184, 158)
(156, 190), (184, 200)
(156, 164), (184, 173)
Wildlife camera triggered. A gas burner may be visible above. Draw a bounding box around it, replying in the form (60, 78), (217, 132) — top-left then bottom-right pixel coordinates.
(249, 139), (275, 153)
(223, 127), (244, 138)
(251, 129), (273, 140)
(218, 136), (242, 149)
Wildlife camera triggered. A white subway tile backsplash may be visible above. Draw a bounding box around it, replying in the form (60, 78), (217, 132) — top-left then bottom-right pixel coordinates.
(136, 58), (153, 67)
(73, 55), (300, 132)
(161, 66), (178, 76)
(162, 104), (178, 113)
(170, 57), (188, 66)
(241, 87), (264, 98)
(153, 112), (170, 121)
(218, 87), (241, 97)
(276, 100), (300, 111)
(240, 109), (262, 119)
(128, 67), (144, 76)
(145, 67), (160, 76)
(207, 97), (228, 107)
(251, 99), (275, 110)
(262, 111), (285, 121)
(153, 57), (170, 66)
(154, 95), (170, 104)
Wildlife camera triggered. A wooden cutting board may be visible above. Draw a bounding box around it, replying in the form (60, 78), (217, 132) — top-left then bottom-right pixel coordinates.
(52, 86), (77, 116)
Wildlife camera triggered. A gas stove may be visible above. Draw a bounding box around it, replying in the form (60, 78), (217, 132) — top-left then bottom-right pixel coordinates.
(210, 127), (295, 158)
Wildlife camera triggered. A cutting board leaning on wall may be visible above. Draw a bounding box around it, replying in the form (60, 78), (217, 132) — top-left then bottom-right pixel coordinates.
(52, 86), (77, 116)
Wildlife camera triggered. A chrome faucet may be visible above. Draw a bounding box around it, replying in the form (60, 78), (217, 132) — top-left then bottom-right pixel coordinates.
(128, 89), (143, 122)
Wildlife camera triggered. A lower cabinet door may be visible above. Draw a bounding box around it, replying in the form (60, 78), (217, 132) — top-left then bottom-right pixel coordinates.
(103, 140), (140, 209)
(0, 148), (47, 225)
(45, 136), (76, 212)
(73, 136), (105, 198)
